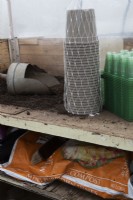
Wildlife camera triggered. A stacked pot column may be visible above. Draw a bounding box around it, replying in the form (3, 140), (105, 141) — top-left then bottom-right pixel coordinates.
(64, 9), (101, 115)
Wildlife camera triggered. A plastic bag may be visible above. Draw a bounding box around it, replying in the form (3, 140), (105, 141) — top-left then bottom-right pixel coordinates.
(61, 156), (132, 199)
(0, 131), (71, 186)
(62, 140), (125, 169)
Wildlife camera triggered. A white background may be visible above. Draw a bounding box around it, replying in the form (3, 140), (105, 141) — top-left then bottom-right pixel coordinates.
(0, 0), (133, 39)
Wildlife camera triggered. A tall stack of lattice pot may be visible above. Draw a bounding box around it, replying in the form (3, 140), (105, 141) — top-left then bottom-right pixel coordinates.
(64, 9), (101, 115)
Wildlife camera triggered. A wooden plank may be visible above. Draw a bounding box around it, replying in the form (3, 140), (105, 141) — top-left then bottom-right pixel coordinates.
(0, 105), (28, 115)
(20, 55), (63, 66)
(46, 181), (63, 192)
(52, 183), (70, 196)
(18, 37), (127, 77)
(0, 172), (60, 200)
(38, 38), (64, 46)
(20, 54), (64, 76)
(18, 38), (64, 76)
(124, 38), (133, 50)
(18, 38), (38, 45)
(0, 40), (11, 72)
(20, 45), (64, 56)
(8, 38), (20, 63)
(51, 181), (103, 200)
(0, 172), (103, 200)
(0, 105), (133, 151)
(18, 37), (126, 77)
(19, 38), (64, 46)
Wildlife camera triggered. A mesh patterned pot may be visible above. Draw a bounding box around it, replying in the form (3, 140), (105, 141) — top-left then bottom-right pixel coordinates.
(64, 9), (101, 115)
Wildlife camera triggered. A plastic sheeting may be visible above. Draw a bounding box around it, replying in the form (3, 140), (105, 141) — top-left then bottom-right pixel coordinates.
(0, 0), (10, 38)
(83, 0), (133, 37)
(0, 0), (133, 39)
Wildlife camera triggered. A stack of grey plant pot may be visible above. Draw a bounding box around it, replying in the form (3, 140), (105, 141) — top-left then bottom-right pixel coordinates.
(64, 9), (101, 115)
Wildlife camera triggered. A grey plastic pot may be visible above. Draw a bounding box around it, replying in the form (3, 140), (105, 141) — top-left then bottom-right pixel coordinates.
(6, 63), (60, 95)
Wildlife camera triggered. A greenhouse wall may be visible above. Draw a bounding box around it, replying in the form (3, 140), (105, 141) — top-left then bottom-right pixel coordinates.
(0, 0), (133, 39)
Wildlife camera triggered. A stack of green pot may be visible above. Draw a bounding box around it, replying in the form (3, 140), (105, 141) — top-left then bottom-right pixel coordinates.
(103, 49), (133, 121)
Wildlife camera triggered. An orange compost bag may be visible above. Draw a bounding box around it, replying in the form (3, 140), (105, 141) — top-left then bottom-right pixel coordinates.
(0, 131), (71, 186)
(0, 132), (133, 199)
(61, 155), (132, 199)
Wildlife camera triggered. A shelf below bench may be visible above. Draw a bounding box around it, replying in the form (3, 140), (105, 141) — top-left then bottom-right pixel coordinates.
(0, 104), (133, 151)
(0, 172), (103, 200)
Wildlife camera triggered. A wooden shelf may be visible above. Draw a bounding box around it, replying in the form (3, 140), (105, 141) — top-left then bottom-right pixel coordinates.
(0, 104), (133, 151)
(0, 172), (103, 200)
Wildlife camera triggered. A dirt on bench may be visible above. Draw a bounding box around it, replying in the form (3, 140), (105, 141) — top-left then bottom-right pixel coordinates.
(0, 77), (67, 115)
